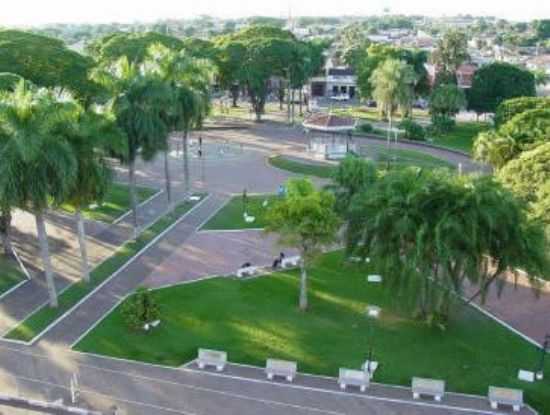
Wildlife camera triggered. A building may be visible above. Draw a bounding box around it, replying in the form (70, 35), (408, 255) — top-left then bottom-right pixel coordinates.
(309, 59), (358, 99)
(425, 63), (478, 89)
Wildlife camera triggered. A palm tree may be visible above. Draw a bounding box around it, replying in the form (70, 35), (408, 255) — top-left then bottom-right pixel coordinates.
(93, 58), (169, 236)
(370, 59), (416, 147)
(0, 83), (77, 307)
(53, 101), (123, 282)
(146, 44), (212, 196)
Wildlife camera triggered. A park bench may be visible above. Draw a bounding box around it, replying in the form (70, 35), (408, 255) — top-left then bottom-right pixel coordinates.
(265, 359), (297, 382)
(236, 266), (259, 278)
(348, 256), (370, 263)
(338, 368), (369, 392)
(197, 348), (227, 372)
(412, 377), (445, 401)
(281, 255), (301, 268)
(488, 386), (523, 412)
(367, 274), (382, 283)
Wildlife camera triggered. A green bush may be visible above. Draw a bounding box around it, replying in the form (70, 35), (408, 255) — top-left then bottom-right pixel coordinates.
(430, 114), (456, 133)
(399, 118), (426, 141)
(121, 287), (161, 331)
(358, 122), (374, 133)
(494, 97), (550, 127)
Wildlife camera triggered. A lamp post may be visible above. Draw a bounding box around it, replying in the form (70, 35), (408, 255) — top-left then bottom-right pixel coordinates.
(536, 334), (549, 381)
(365, 305), (380, 376)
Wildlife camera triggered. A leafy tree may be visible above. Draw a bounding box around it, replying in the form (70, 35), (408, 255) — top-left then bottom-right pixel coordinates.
(88, 31), (183, 64)
(146, 44), (212, 199)
(498, 108), (550, 149)
(429, 83), (466, 118)
(331, 157), (377, 216)
(498, 143), (550, 225)
(494, 97), (550, 127)
(265, 179), (340, 311)
(54, 102), (123, 282)
(370, 59), (416, 134)
(473, 131), (518, 170)
(121, 286), (161, 330)
(431, 30), (469, 74)
(358, 44), (428, 100)
(93, 58), (169, 235)
(467, 62), (536, 114)
(534, 19), (550, 40)
(0, 73), (24, 92)
(0, 84), (77, 307)
(0, 30), (101, 103)
(346, 168), (549, 324)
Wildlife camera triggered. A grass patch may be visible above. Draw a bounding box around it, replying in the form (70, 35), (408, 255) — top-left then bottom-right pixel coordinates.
(428, 122), (489, 154)
(4, 194), (206, 343)
(201, 194), (277, 231)
(268, 156), (336, 178)
(60, 183), (158, 223)
(74, 251), (550, 413)
(269, 150), (453, 180)
(0, 255), (26, 296)
(368, 144), (455, 170)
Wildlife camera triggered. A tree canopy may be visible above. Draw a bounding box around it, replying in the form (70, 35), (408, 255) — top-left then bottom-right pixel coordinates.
(88, 31), (184, 64)
(494, 96), (550, 127)
(346, 168), (549, 324)
(0, 30), (100, 102)
(467, 62), (536, 114)
(431, 30), (469, 74)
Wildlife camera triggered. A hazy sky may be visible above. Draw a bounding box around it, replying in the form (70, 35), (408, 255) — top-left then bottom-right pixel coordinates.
(1, 0), (549, 26)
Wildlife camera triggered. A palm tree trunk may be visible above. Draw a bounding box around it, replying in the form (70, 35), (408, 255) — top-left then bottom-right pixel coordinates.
(182, 129), (190, 194)
(299, 257), (308, 311)
(287, 77), (291, 124)
(75, 209), (90, 283)
(128, 159), (139, 238)
(0, 206), (15, 259)
(299, 89), (303, 116)
(35, 211), (58, 308)
(164, 149), (172, 206)
(291, 89), (295, 124)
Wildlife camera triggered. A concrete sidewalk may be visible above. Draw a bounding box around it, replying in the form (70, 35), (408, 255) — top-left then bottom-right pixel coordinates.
(0, 345), (535, 415)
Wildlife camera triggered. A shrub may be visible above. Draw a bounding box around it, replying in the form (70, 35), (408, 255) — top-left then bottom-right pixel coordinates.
(399, 118), (426, 141)
(494, 97), (550, 127)
(358, 122), (373, 133)
(121, 287), (161, 330)
(430, 114), (455, 133)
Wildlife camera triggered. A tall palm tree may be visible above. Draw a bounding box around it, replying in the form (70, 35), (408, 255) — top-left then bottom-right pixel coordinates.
(370, 59), (416, 147)
(93, 57), (169, 236)
(53, 101), (124, 282)
(146, 44), (212, 196)
(0, 83), (77, 307)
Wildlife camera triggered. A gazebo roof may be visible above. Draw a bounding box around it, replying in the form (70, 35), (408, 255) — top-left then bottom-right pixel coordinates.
(303, 113), (356, 132)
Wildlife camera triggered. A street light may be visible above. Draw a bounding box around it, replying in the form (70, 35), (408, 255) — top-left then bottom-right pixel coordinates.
(365, 305), (381, 377)
(536, 334), (550, 381)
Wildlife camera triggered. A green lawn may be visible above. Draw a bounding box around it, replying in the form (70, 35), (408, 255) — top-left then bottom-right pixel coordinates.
(201, 194), (278, 231)
(0, 255), (26, 296)
(74, 251), (549, 413)
(268, 156), (337, 178)
(60, 183), (158, 223)
(4, 194), (206, 342)
(428, 122), (489, 154)
(269, 151), (453, 179)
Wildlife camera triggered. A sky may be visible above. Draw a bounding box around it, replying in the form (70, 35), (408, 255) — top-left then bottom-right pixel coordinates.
(0, 0), (549, 26)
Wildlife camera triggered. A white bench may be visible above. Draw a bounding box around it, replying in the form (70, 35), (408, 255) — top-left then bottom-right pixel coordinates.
(412, 377), (445, 401)
(197, 348), (227, 372)
(348, 256), (370, 263)
(236, 266), (259, 278)
(265, 359), (297, 382)
(281, 256), (301, 268)
(488, 386), (523, 412)
(338, 368), (369, 392)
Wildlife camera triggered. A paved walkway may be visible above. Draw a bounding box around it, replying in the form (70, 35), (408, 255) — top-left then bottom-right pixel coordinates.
(0, 345), (535, 415)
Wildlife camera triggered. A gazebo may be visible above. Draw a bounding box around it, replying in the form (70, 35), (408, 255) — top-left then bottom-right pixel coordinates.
(302, 113), (357, 160)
